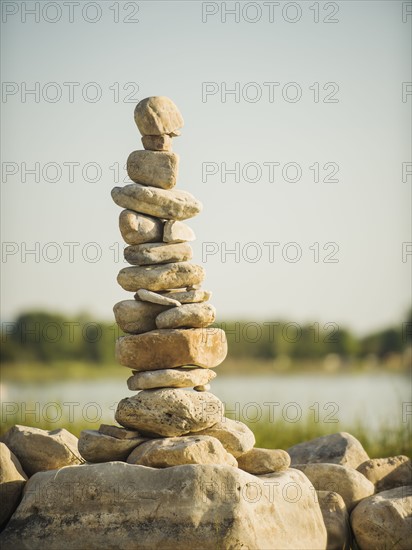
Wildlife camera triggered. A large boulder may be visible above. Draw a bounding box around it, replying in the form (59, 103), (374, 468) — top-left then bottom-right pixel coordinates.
(0, 425), (83, 476)
(351, 486), (412, 550)
(78, 430), (147, 463)
(0, 462), (327, 549)
(0, 443), (27, 529)
(317, 491), (351, 550)
(357, 456), (412, 492)
(288, 432), (369, 469)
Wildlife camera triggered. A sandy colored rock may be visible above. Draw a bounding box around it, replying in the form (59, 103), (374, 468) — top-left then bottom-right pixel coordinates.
(294, 463), (374, 511)
(142, 134), (172, 151)
(351, 486), (412, 550)
(134, 96), (184, 136)
(127, 435), (237, 468)
(161, 288), (212, 303)
(119, 209), (163, 245)
(194, 384), (211, 391)
(113, 299), (168, 334)
(127, 367), (217, 390)
(288, 432), (369, 469)
(0, 425), (83, 477)
(115, 388), (224, 437)
(0, 443), (27, 529)
(357, 456), (412, 492)
(0, 463), (327, 550)
(193, 418), (255, 458)
(117, 262), (205, 292)
(78, 430), (147, 463)
(124, 241), (192, 265)
(163, 219), (195, 243)
(237, 448), (290, 474)
(317, 491), (351, 550)
(127, 150), (179, 190)
(111, 183), (202, 220)
(136, 288), (181, 306)
(155, 302), (216, 329)
(116, 328), (227, 370)
(98, 424), (142, 440)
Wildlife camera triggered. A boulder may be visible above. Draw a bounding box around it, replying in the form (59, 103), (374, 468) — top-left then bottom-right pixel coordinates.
(115, 388), (224, 437)
(357, 456), (412, 492)
(0, 425), (83, 477)
(317, 491), (351, 550)
(163, 220), (195, 243)
(192, 418), (255, 458)
(135, 288), (181, 306)
(116, 328), (227, 370)
(0, 462), (328, 549)
(113, 300), (168, 334)
(78, 430), (147, 463)
(141, 134), (172, 151)
(0, 443), (27, 529)
(124, 242), (192, 266)
(127, 435), (237, 468)
(119, 210), (163, 245)
(237, 448), (290, 475)
(117, 262), (205, 292)
(134, 96), (184, 136)
(127, 150), (179, 190)
(127, 367), (217, 390)
(288, 432), (369, 469)
(351, 486), (412, 550)
(155, 302), (216, 329)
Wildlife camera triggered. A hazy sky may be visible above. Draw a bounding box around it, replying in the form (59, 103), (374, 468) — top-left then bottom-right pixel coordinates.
(1, 0), (411, 334)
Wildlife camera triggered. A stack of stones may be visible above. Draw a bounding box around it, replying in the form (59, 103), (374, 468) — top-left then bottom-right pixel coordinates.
(78, 97), (290, 473)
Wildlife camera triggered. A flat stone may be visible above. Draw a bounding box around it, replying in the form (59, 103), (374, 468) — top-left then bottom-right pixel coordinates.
(78, 430), (147, 463)
(193, 418), (255, 458)
(117, 262), (205, 292)
(136, 288), (181, 306)
(142, 134), (172, 151)
(134, 96), (184, 136)
(351, 486), (412, 550)
(317, 491), (351, 550)
(112, 183), (202, 221)
(357, 456), (412, 492)
(116, 328), (227, 370)
(127, 150), (179, 190)
(127, 435), (237, 468)
(155, 303), (216, 329)
(288, 432), (369, 469)
(0, 425), (83, 477)
(237, 448), (290, 475)
(124, 242), (192, 265)
(113, 300), (168, 334)
(294, 463), (374, 511)
(115, 389), (224, 437)
(0, 442), (27, 529)
(0, 463), (327, 550)
(127, 367), (217, 390)
(163, 220), (195, 243)
(194, 384), (211, 392)
(98, 424), (142, 440)
(119, 209), (163, 245)
(161, 288), (212, 303)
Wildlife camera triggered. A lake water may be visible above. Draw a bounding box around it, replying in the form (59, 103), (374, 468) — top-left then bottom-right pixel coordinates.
(1, 373), (409, 433)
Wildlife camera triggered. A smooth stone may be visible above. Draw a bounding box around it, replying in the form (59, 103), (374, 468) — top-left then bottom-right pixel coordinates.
(317, 491), (351, 550)
(117, 262), (205, 292)
(116, 328), (227, 370)
(163, 220), (195, 243)
(357, 456), (412, 492)
(0, 463), (327, 550)
(127, 150), (179, 190)
(124, 242), (192, 265)
(294, 463), (374, 511)
(112, 184), (202, 221)
(134, 96), (184, 136)
(288, 432), (369, 469)
(78, 430), (147, 463)
(136, 288), (181, 306)
(113, 300), (168, 334)
(351, 486), (412, 550)
(127, 367), (217, 390)
(119, 209), (163, 245)
(115, 389), (224, 437)
(0, 425), (83, 477)
(142, 134), (172, 151)
(127, 435), (237, 468)
(161, 288), (212, 303)
(98, 424), (142, 440)
(155, 303), (216, 329)
(194, 384), (211, 392)
(193, 418), (255, 458)
(0, 443), (27, 529)
(237, 448), (290, 474)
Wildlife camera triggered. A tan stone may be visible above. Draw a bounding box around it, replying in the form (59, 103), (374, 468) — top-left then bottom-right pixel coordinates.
(113, 300), (168, 334)
(142, 134), (172, 151)
(127, 150), (179, 190)
(163, 220), (195, 243)
(127, 367), (216, 390)
(134, 96), (184, 136)
(124, 242), (192, 265)
(111, 183), (202, 220)
(98, 424), (142, 440)
(135, 288), (181, 306)
(0, 443), (27, 529)
(117, 262), (205, 292)
(116, 328), (227, 370)
(193, 418), (255, 458)
(127, 436), (237, 468)
(155, 302), (216, 329)
(119, 209), (163, 245)
(116, 389), (224, 437)
(237, 448), (290, 474)
(357, 456), (412, 492)
(78, 430), (147, 463)
(317, 491), (351, 550)
(161, 288), (212, 303)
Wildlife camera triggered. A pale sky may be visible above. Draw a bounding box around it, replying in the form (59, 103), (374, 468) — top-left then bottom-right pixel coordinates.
(1, 0), (411, 334)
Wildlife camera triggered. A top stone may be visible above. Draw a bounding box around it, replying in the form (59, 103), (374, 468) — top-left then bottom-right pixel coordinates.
(134, 97), (184, 136)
